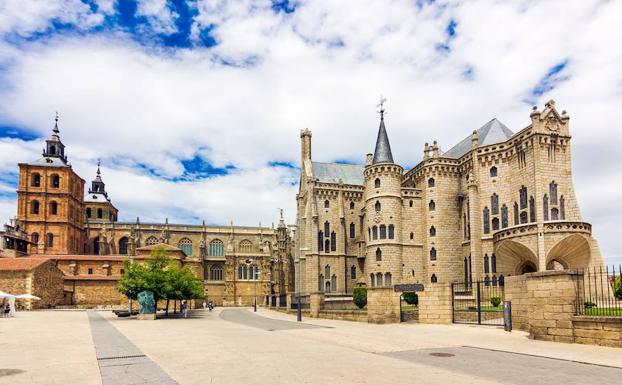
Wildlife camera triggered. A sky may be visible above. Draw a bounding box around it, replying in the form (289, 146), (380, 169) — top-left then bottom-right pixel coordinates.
(0, 0), (620, 264)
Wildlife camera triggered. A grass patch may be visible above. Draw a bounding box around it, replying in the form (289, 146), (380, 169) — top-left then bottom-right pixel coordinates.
(584, 307), (622, 316)
(401, 305), (418, 311)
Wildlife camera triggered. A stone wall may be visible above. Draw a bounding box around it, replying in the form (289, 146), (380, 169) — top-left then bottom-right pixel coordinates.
(367, 287), (400, 324)
(572, 316), (622, 348)
(67, 280), (125, 307)
(418, 284), (452, 324)
(504, 274), (529, 331)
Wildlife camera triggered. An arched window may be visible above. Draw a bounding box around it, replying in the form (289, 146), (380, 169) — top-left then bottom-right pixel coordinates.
(209, 239), (224, 256)
(491, 253), (497, 273)
(239, 239), (253, 253)
(409, 200), (413, 207)
(520, 211), (528, 224)
(429, 200), (435, 211)
(388, 224), (395, 239)
(31, 200), (40, 214)
(375, 201), (381, 212)
(319, 274), (324, 291)
(501, 205), (508, 228)
(331, 275), (337, 292)
(490, 166), (498, 177)
(31, 173), (41, 187)
(514, 202), (519, 225)
(482, 207), (490, 234)
(492, 217), (499, 231)
(484, 276), (490, 286)
(318, 231), (323, 251)
(119, 237), (128, 255)
(560, 196), (565, 220)
(520, 186), (528, 209)
(49, 201), (58, 215)
(324, 265), (330, 278)
(210, 264), (223, 280)
(492, 275), (498, 286)
(238, 265), (248, 280)
(324, 221), (330, 234)
(379, 225), (386, 239)
(86, 207), (92, 218)
(375, 248), (382, 261)
(499, 274), (505, 286)
(372, 226), (378, 240)
(46, 233), (54, 247)
(383, 272), (391, 286)
(376, 272), (383, 287)
(178, 238), (193, 256)
(51, 174), (60, 188)
(484, 254), (490, 273)
(409, 232), (414, 240)
(349, 201), (355, 210)
(374, 178), (381, 188)
(370, 273), (375, 287)
(491, 194), (499, 215)
(543, 194), (549, 221)
(429, 226), (436, 237)
(324, 239), (330, 253)
(428, 178), (435, 188)
(97, 208), (103, 219)
(330, 231), (336, 251)
(431, 274), (437, 283)
(145, 236), (158, 246)
(325, 280), (331, 293)
(31, 232), (39, 244)
(250, 265), (259, 280)
(349, 223), (355, 238)
(367, 227), (371, 240)
(529, 196), (536, 223)
(551, 207), (559, 220)
(430, 247), (437, 261)
(350, 265), (357, 279)
(324, 199), (329, 208)
(549, 181), (558, 205)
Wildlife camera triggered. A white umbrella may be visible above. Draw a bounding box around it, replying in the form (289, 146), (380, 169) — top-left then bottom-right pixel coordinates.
(15, 294), (40, 300)
(0, 290), (14, 298)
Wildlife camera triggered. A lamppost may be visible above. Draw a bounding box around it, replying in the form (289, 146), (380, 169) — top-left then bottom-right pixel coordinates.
(246, 258), (258, 312)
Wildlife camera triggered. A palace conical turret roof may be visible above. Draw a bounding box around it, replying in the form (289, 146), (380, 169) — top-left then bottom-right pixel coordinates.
(372, 116), (394, 164)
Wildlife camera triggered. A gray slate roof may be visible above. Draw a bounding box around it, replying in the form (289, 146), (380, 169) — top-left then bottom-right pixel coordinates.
(311, 162), (364, 185)
(372, 118), (394, 164)
(443, 118), (514, 159)
(85, 192), (111, 203)
(26, 157), (70, 167)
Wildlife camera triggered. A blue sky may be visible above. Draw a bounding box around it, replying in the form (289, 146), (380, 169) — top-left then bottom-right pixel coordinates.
(0, 0), (621, 263)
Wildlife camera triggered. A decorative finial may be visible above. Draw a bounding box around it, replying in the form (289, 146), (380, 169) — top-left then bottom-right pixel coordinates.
(279, 208), (284, 219)
(96, 159), (101, 176)
(53, 111), (60, 134)
(377, 95), (387, 119)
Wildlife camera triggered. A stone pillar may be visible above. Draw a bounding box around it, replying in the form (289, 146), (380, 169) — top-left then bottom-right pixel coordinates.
(418, 284), (452, 324)
(310, 292), (325, 318)
(504, 275), (529, 331)
(367, 287), (401, 324)
(286, 293), (292, 310)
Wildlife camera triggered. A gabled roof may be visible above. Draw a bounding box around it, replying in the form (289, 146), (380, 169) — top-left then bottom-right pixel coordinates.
(372, 117), (394, 164)
(0, 257), (49, 271)
(443, 118), (514, 159)
(311, 162), (364, 185)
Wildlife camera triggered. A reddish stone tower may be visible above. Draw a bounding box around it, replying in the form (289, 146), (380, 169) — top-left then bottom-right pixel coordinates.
(16, 115), (85, 254)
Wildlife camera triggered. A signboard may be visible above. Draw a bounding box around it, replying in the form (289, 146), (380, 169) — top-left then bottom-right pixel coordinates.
(394, 283), (424, 293)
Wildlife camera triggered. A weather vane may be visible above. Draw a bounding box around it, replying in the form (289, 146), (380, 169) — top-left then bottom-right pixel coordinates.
(377, 95), (387, 118)
(278, 208), (283, 219)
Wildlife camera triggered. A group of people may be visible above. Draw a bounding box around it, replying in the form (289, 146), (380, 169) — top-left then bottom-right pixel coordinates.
(177, 299), (214, 318)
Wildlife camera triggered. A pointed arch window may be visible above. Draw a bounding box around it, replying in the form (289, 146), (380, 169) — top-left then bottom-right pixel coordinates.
(384, 273), (392, 286)
(430, 247), (437, 261)
(484, 254), (490, 273)
(31, 200), (40, 214)
(330, 275), (336, 292)
(543, 194), (549, 221)
(551, 207), (559, 220)
(210, 264), (223, 281)
(520, 211), (528, 224)
(50, 201), (58, 215)
(513, 202), (519, 225)
(376, 272), (383, 287)
(409, 232), (414, 240)
(519, 186), (528, 209)
(145, 236), (158, 246)
(492, 217), (499, 231)
(324, 221), (330, 235)
(370, 273), (375, 287)
(375, 201), (381, 212)
(330, 231), (336, 251)
(208, 239), (224, 256)
(379, 225), (386, 239)
(429, 226), (436, 237)
(350, 265), (357, 279)
(239, 239), (253, 253)
(492, 275), (498, 286)
(324, 239), (330, 253)
(409, 200), (413, 207)
(491, 194), (499, 215)
(431, 274), (437, 283)
(501, 204), (508, 228)
(529, 196), (536, 223)
(372, 226), (378, 240)
(490, 166), (498, 177)
(325, 265), (331, 278)
(560, 196), (565, 220)
(483, 207), (490, 234)
(319, 231), (324, 251)
(319, 274), (324, 291)
(349, 222), (355, 239)
(428, 178), (435, 188)
(550, 181), (558, 205)
(429, 200), (436, 211)
(388, 224), (395, 239)
(484, 276), (491, 286)
(375, 248), (382, 261)
(349, 201), (355, 210)
(324, 200), (329, 208)
(491, 253), (497, 273)
(374, 178), (381, 188)
(119, 237), (129, 255)
(178, 238), (193, 256)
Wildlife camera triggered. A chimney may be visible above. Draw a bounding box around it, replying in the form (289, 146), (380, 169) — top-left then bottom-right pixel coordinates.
(365, 153), (373, 165)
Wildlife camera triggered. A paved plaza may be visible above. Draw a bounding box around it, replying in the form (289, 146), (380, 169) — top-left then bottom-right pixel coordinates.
(1, 308), (621, 385)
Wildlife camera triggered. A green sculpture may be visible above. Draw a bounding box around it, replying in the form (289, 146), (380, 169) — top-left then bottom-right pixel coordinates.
(137, 290), (155, 314)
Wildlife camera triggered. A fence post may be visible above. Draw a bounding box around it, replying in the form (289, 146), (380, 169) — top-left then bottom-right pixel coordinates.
(476, 281), (482, 325)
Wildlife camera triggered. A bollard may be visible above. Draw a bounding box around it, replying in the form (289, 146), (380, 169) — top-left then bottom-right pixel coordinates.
(503, 301), (512, 332)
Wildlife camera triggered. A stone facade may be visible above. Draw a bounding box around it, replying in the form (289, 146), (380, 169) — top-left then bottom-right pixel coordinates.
(295, 100), (604, 303)
(0, 258), (64, 309)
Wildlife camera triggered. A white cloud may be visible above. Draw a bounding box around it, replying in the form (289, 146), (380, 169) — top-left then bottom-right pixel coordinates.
(136, 0), (179, 34)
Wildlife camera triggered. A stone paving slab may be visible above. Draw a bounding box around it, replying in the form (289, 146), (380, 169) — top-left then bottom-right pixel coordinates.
(219, 308), (328, 331)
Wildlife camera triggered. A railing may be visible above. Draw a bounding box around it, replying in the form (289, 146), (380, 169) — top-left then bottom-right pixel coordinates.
(576, 265), (622, 316)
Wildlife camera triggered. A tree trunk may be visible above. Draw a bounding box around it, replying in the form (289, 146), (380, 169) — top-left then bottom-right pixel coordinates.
(174, 299), (177, 314)
(165, 298), (169, 316)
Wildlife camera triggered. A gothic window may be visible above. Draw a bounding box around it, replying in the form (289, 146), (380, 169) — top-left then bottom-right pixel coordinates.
(549, 181), (558, 205)
(325, 281), (331, 293)
(210, 264), (223, 281)
(520, 186), (528, 209)
(238, 265), (248, 280)
(430, 247), (437, 261)
(429, 226), (436, 237)
(86, 208), (92, 218)
(388, 224), (395, 239)
(331, 275), (337, 292)
(483, 207), (490, 234)
(529, 196), (536, 223)
(464, 258), (469, 284)
(376, 272), (383, 287)
(384, 273), (392, 286)
(484, 276), (490, 286)
(319, 230), (325, 250)
(380, 225), (386, 239)
(543, 195), (549, 221)
(429, 200), (436, 211)
(514, 202), (519, 225)
(560, 196), (565, 220)
(551, 208), (559, 220)
(324, 200), (329, 208)
(491, 253), (497, 273)
(119, 237), (128, 255)
(324, 221), (330, 234)
(409, 232), (414, 240)
(490, 166), (498, 177)
(178, 238), (193, 256)
(492, 275), (498, 286)
(375, 248), (382, 261)
(350, 201), (355, 210)
(375, 178), (381, 188)
(428, 178), (435, 188)
(520, 211), (528, 224)
(50, 201), (58, 215)
(499, 274), (505, 286)
(368, 227), (371, 240)
(330, 232), (336, 251)
(492, 217), (499, 231)
(372, 226), (378, 240)
(250, 265), (259, 280)
(431, 274), (437, 283)
(370, 273), (375, 287)
(409, 200), (413, 207)
(208, 239), (224, 256)
(93, 239), (99, 254)
(97, 208), (103, 219)
(351, 265), (357, 279)
(51, 174), (60, 188)
(145, 236), (158, 246)
(31, 200), (40, 214)
(463, 213), (468, 239)
(46, 233), (54, 247)
(324, 239), (330, 253)
(319, 274), (324, 291)
(501, 205), (508, 228)
(484, 254), (490, 273)
(324, 265), (331, 278)
(31, 173), (40, 187)
(349, 223), (355, 239)
(239, 239), (253, 253)
(31, 232), (39, 244)
(491, 194), (499, 215)
(375, 201), (381, 212)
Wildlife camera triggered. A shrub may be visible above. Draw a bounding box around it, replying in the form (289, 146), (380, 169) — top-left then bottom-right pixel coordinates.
(490, 296), (502, 307)
(584, 301), (597, 309)
(403, 292), (419, 306)
(613, 276), (622, 300)
(353, 287), (367, 309)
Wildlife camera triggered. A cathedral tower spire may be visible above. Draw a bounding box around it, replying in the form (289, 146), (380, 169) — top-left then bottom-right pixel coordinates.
(372, 97), (394, 164)
(42, 112), (68, 164)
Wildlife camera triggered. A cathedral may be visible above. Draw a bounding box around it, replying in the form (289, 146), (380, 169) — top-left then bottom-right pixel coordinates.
(295, 100), (603, 295)
(2, 115), (294, 308)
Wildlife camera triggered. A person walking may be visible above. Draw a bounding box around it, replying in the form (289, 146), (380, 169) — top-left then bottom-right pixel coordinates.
(202, 300), (207, 310)
(182, 300), (188, 318)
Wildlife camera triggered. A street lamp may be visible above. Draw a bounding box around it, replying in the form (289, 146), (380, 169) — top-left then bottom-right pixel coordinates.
(245, 258), (258, 312)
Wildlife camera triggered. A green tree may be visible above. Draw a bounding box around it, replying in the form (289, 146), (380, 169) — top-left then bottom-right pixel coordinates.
(353, 287), (367, 309)
(613, 276), (622, 300)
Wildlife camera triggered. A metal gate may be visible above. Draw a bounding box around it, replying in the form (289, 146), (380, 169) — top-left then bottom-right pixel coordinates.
(452, 280), (505, 326)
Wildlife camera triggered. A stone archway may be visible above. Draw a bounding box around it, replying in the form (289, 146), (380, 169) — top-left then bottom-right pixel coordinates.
(546, 234), (591, 269)
(495, 240), (539, 275)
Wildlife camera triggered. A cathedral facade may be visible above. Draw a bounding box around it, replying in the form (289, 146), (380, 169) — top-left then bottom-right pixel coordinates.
(295, 100), (603, 295)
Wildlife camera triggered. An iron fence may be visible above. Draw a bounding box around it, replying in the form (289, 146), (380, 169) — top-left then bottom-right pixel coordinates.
(576, 265), (622, 316)
(452, 280), (505, 326)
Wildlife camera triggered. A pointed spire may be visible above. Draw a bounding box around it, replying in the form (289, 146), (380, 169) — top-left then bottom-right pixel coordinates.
(53, 111), (60, 135)
(372, 96), (394, 164)
(96, 159), (101, 176)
